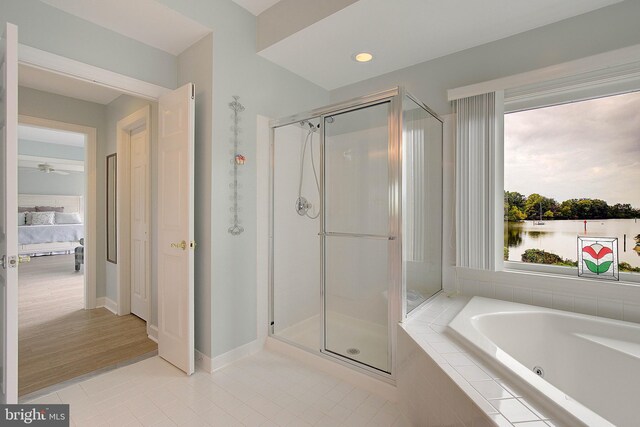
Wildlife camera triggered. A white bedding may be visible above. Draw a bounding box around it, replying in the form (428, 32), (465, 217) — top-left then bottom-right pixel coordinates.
(18, 224), (84, 245)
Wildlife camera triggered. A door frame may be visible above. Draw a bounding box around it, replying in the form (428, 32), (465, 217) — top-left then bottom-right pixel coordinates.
(18, 44), (169, 102)
(18, 43), (171, 342)
(116, 106), (151, 321)
(17, 115), (98, 309)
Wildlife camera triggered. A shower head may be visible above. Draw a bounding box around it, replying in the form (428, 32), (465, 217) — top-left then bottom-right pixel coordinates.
(300, 120), (318, 132)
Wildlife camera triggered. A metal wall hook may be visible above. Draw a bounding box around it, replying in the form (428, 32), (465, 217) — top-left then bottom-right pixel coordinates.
(228, 95), (245, 236)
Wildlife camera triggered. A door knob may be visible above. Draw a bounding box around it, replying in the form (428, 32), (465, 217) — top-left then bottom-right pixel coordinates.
(171, 240), (187, 250)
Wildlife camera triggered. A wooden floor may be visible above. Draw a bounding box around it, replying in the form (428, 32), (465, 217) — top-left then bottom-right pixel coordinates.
(19, 254), (157, 396)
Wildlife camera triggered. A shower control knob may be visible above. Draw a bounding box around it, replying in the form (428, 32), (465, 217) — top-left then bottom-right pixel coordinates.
(296, 197), (312, 216)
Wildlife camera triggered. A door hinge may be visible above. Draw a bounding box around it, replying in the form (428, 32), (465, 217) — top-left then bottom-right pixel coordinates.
(191, 84), (195, 100)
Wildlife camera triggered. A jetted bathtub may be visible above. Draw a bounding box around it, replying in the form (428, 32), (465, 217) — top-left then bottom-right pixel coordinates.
(448, 297), (640, 427)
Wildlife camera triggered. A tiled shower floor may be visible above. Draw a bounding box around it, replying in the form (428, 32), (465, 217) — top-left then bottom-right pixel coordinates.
(27, 350), (408, 427)
(276, 313), (389, 373)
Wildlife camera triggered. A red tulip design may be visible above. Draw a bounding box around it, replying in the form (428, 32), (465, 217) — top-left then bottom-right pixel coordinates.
(582, 243), (613, 274)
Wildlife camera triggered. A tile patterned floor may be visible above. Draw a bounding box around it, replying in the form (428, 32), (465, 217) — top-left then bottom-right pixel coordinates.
(28, 351), (409, 427)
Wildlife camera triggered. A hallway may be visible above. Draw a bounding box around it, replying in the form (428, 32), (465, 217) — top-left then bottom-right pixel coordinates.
(19, 254), (157, 396)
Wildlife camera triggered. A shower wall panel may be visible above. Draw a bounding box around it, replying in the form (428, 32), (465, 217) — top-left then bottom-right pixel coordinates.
(402, 98), (443, 313)
(272, 123), (321, 349)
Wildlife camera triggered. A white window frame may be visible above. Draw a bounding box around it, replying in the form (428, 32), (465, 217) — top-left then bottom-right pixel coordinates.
(449, 43), (640, 287)
(502, 70), (640, 285)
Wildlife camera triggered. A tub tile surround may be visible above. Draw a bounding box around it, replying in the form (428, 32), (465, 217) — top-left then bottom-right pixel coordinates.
(399, 294), (561, 427)
(456, 267), (640, 324)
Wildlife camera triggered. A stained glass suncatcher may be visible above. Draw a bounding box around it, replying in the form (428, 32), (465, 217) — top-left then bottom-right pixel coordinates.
(577, 237), (619, 281)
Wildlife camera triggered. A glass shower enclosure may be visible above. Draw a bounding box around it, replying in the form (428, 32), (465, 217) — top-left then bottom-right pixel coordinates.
(269, 87), (442, 378)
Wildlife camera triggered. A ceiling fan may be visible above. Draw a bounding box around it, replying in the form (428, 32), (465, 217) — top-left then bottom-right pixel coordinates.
(37, 163), (70, 175)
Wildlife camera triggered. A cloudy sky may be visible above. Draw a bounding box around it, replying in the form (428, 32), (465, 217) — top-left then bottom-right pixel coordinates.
(504, 90), (640, 207)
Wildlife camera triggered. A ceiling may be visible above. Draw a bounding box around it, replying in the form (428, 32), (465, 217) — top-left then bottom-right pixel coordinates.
(36, 0), (623, 92)
(19, 64), (123, 105)
(18, 125), (86, 147)
(232, 0), (281, 16)
(39, 0), (211, 55)
(258, 0), (623, 90)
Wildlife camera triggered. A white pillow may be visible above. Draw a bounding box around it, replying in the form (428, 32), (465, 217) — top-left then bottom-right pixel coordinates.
(55, 212), (82, 224)
(30, 211), (55, 226)
(17, 212), (26, 226)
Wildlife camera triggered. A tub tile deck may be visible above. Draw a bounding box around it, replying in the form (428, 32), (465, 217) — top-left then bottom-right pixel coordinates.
(402, 293), (562, 427)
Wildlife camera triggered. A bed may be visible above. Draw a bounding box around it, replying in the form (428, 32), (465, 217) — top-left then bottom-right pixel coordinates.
(18, 194), (84, 256)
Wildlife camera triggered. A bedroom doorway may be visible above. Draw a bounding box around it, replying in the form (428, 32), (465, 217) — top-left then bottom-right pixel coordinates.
(16, 118), (97, 396)
(17, 117), (97, 309)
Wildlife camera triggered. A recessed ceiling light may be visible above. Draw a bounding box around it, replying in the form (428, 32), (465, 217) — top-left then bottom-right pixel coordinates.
(353, 52), (373, 63)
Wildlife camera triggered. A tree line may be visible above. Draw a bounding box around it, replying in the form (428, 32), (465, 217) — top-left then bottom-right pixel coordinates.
(504, 191), (640, 221)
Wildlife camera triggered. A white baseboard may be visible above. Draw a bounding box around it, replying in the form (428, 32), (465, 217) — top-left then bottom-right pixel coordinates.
(147, 324), (158, 343)
(198, 339), (264, 373)
(195, 350), (212, 372)
(96, 297), (118, 315)
(194, 337), (265, 374)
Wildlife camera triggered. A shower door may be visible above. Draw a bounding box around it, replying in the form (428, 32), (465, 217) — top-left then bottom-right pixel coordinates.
(322, 101), (396, 374)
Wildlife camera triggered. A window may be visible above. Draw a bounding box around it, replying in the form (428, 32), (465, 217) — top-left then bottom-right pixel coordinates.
(504, 91), (640, 277)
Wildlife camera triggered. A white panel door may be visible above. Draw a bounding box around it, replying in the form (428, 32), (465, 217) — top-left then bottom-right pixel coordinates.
(0, 22), (19, 403)
(130, 126), (149, 321)
(157, 83), (194, 374)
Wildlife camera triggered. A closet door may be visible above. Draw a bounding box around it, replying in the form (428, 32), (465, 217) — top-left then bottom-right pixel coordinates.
(157, 83), (195, 375)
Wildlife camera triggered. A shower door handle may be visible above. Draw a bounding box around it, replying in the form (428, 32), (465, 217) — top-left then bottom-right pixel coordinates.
(318, 232), (395, 240)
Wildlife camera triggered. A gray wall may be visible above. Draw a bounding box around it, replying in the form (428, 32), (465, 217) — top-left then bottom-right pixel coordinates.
(104, 95), (159, 321)
(157, 0), (330, 358)
(18, 86), (109, 298)
(18, 169), (84, 197)
(330, 1), (640, 115)
(19, 140), (84, 161)
(0, 0), (176, 89)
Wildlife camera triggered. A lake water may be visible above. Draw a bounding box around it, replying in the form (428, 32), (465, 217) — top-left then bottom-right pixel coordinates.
(505, 218), (640, 269)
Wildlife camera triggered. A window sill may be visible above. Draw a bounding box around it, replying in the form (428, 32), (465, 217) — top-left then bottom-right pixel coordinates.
(503, 261), (640, 286)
